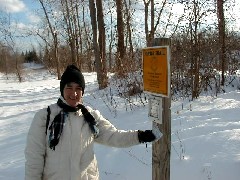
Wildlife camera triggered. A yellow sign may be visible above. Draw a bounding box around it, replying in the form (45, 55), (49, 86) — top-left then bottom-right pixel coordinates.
(142, 46), (170, 97)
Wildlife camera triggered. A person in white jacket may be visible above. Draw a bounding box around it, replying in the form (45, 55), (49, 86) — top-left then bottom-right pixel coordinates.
(25, 65), (158, 180)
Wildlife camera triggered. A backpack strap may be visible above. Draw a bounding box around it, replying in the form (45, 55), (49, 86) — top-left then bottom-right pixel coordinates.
(45, 106), (51, 135)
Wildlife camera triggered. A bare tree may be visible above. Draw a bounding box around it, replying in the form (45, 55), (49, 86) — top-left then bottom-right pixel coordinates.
(115, 0), (125, 76)
(123, 0), (134, 61)
(89, 0), (108, 89)
(0, 11), (24, 81)
(60, 0), (82, 66)
(143, 0), (167, 46)
(182, 0), (215, 99)
(96, 0), (108, 85)
(38, 0), (61, 79)
(107, 5), (115, 71)
(189, 0), (201, 99)
(217, 0), (226, 87)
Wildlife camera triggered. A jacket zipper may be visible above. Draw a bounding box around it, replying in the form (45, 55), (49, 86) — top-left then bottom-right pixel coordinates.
(68, 113), (72, 180)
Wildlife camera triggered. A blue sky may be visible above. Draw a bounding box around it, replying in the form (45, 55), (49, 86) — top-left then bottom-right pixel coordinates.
(0, 0), (40, 24)
(2, 0), (240, 32)
(0, 0), (240, 52)
(0, 0), (41, 51)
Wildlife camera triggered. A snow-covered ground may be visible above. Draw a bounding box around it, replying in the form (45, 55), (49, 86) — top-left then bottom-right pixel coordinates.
(0, 63), (240, 180)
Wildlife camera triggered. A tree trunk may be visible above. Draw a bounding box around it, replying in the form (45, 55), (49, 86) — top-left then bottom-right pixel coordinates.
(144, 0), (167, 47)
(60, 0), (77, 65)
(217, 0), (226, 87)
(96, 0), (108, 88)
(124, 0), (134, 59)
(38, 0), (60, 79)
(116, 0), (125, 75)
(89, 0), (107, 89)
(190, 0), (201, 99)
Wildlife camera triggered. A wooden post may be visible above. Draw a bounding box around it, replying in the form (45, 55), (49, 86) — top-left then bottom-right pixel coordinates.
(152, 38), (171, 180)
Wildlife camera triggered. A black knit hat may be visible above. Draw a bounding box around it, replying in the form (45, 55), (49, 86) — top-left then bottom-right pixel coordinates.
(60, 65), (85, 96)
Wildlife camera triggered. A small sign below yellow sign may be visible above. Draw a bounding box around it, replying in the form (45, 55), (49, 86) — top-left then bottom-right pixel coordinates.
(142, 46), (170, 97)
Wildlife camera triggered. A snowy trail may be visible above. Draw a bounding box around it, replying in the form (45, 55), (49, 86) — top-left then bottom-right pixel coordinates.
(171, 92), (240, 180)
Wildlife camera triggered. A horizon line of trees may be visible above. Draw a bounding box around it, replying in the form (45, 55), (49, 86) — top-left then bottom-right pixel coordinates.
(0, 0), (240, 100)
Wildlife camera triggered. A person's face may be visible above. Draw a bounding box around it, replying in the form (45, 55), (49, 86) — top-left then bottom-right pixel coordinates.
(63, 82), (83, 107)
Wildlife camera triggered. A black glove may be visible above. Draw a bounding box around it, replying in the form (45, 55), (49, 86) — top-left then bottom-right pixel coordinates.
(138, 130), (156, 143)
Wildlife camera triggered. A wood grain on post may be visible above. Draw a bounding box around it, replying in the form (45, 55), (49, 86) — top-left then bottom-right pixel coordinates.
(152, 38), (171, 180)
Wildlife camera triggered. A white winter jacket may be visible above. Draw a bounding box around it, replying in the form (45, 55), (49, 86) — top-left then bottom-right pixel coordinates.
(25, 103), (140, 180)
